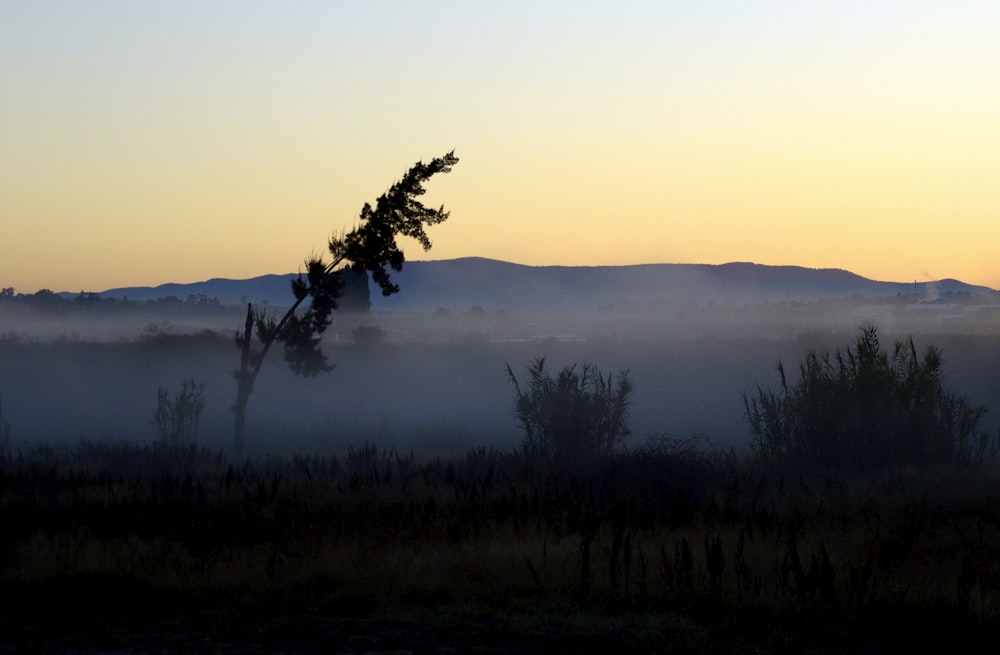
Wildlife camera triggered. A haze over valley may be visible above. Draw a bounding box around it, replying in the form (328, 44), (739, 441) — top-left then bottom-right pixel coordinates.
(2, 259), (998, 453)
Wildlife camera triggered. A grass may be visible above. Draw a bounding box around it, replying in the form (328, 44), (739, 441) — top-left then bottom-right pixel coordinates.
(3, 439), (1000, 652)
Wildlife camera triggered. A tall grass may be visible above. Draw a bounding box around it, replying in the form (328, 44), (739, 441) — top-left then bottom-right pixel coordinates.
(3, 438), (1000, 648)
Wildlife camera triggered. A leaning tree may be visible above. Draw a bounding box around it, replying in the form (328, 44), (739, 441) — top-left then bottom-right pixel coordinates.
(232, 151), (459, 453)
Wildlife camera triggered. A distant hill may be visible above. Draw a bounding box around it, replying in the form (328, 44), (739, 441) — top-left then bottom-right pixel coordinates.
(96, 274), (299, 307)
(91, 258), (996, 314)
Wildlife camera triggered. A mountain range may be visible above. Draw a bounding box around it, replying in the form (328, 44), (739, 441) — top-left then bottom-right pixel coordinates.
(93, 257), (997, 314)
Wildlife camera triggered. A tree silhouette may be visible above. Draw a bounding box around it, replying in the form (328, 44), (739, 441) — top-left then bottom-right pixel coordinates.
(232, 151), (459, 453)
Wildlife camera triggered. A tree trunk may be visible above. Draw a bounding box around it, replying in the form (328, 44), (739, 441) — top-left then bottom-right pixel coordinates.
(233, 303), (254, 455)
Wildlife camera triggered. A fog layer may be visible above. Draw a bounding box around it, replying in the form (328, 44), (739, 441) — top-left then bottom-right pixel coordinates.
(1, 306), (998, 454)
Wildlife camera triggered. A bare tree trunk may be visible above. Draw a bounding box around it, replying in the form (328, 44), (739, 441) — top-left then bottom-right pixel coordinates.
(233, 303), (254, 455)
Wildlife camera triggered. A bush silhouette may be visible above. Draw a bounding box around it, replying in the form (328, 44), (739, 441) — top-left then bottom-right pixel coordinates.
(743, 325), (991, 472)
(506, 357), (633, 461)
(152, 378), (205, 445)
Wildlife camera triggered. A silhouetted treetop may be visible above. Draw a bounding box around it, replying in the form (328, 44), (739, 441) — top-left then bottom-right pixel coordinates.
(270, 150), (458, 377)
(331, 150), (458, 297)
(231, 150), (458, 452)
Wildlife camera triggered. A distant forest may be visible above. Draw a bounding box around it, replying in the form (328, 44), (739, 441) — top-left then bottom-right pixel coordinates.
(0, 270), (371, 319)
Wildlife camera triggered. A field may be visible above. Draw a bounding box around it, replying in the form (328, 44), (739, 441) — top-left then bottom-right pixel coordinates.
(3, 437), (1000, 653)
(2, 326), (1000, 651)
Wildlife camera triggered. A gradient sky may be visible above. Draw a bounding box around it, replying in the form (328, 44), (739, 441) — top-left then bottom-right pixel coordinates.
(3, 1), (999, 293)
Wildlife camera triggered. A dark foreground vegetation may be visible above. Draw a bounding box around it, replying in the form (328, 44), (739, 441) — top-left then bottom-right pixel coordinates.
(3, 436), (1000, 653)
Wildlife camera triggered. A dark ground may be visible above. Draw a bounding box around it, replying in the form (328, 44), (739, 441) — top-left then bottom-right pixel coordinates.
(3, 597), (998, 655)
(0, 607), (719, 654)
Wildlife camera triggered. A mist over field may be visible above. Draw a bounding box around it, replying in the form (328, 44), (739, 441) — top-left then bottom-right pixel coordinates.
(6, 263), (1000, 652)
(2, 262), (999, 454)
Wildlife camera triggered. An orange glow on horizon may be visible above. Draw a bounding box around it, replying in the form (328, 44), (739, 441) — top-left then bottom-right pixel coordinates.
(2, 3), (998, 293)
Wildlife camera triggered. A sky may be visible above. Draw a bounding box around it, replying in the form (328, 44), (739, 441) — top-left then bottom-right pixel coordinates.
(2, 1), (999, 294)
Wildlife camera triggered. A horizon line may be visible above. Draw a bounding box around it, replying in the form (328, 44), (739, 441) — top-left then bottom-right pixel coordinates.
(41, 257), (997, 296)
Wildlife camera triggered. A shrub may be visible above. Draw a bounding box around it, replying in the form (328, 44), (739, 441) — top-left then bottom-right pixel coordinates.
(351, 325), (385, 347)
(743, 325), (991, 472)
(152, 378), (206, 445)
(506, 357), (633, 461)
